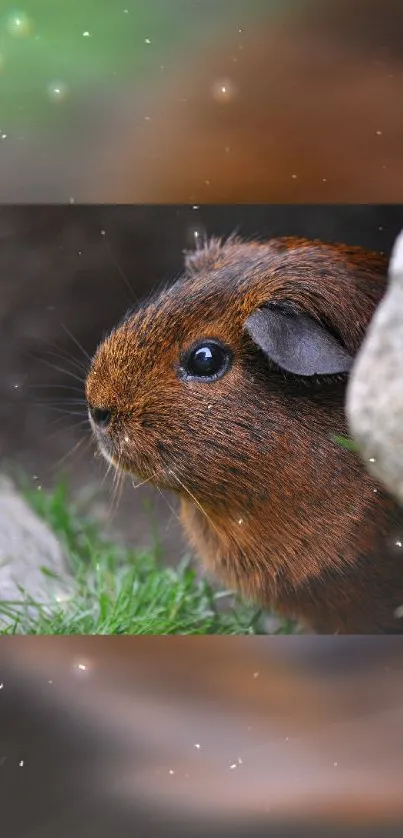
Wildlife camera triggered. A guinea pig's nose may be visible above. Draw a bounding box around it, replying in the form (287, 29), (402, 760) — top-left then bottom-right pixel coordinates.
(89, 406), (113, 429)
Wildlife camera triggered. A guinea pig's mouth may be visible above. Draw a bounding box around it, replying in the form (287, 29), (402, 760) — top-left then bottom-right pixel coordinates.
(95, 436), (135, 475)
(93, 428), (160, 484)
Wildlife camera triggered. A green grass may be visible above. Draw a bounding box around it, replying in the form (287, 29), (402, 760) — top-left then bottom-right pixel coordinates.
(0, 481), (297, 635)
(330, 434), (359, 453)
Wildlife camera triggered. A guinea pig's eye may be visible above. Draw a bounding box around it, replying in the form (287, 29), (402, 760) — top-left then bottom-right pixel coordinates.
(181, 340), (232, 382)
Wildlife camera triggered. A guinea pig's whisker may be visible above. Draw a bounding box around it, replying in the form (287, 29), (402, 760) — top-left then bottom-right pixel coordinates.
(60, 322), (92, 365)
(33, 355), (86, 386)
(34, 399), (87, 413)
(53, 434), (93, 472)
(130, 474), (155, 492)
(46, 418), (90, 443)
(101, 460), (115, 489)
(38, 334), (90, 368)
(44, 406), (88, 418)
(37, 342), (89, 376)
(167, 468), (220, 537)
(41, 350), (87, 377)
(101, 235), (139, 305)
(28, 384), (85, 393)
(155, 485), (181, 529)
(107, 466), (126, 519)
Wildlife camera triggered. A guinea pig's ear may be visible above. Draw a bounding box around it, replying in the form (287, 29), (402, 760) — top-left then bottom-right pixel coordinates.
(244, 301), (354, 377)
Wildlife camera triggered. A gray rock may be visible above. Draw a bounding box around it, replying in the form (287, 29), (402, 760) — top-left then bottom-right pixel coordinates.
(0, 476), (75, 625)
(346, 231), (403, 505)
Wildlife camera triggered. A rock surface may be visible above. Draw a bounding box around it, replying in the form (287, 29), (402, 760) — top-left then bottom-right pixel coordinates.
(0, 476), (74, 623)
(346, 231), (403, 505)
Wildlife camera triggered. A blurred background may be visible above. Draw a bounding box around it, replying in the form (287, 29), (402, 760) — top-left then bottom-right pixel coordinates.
(1, 636), (403, 836)
(1, 1), (403, 828)
(0, 0), (403, 202)
(2, 203), (403, 561)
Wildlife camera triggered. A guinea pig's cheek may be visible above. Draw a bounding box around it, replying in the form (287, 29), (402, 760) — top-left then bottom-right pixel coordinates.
(97, 437), (117, 467)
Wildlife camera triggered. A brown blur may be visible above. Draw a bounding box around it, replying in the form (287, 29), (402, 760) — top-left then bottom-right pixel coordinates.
(85, 0), (403, 202)
(2, 0), (403, 203)
(1, 637), (403, 835)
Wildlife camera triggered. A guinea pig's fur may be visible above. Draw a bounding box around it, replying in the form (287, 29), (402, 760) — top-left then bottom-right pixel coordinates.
(86, 236), (403, 634)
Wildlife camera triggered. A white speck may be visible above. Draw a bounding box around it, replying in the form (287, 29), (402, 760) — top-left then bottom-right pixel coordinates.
(124, 8), (129, 12)
(0, 683), (3, 690)
(124, 435), (130, 443)
(396, 541), (402, 547)
(69, 197), (75, 204)
(82, 30), (91, 38)
(238, 518), (243, 525)
(207, 404), (212, 409)
(229, 762), (237, 770)
(394, 605), (403, 618)
(253, 671), (259, 678)
(19, 760), (25, 767)
(47, 82), (68, 102)
(1, 133), (7, 140)
(291, 174), (298, 179)
(237, 757), (243, 764)
(322, 177), (328, 182)
(212, 79), (236, 103)
(238, 28), (243, 33)
(169, 769), (174, 775)
(100, 229), (106, 236)
(333, 761), (338, 767)
(373, 488), (378, 493)
(48, 680), (53, 684)
(369, 457), (376, 463)
(48, 82), (68, 103)
(376, 130), (382, 135)
(145, 37), (151, 44)
(285, 736), (289, 741)
(7, 13), (32, 37)
(192, 205), (199, 210)
(144, 115), (150, 121)
(194, 743), (201, 750)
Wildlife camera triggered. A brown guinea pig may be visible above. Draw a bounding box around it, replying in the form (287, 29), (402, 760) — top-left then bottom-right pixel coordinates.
(85, 236), (403, 634)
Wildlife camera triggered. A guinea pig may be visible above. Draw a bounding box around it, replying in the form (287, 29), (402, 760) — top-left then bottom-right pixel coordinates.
(85, 235), (403, 634)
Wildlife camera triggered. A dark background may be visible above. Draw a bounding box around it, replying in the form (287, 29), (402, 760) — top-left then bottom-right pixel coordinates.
(2, 204), (403, 558)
